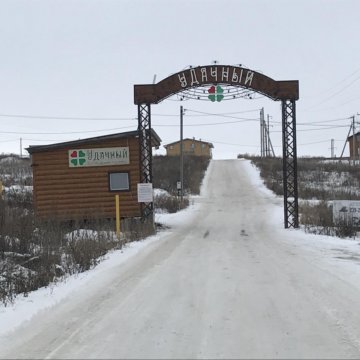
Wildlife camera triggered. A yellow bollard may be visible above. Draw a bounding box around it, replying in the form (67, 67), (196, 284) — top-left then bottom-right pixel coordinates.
(115, 194), (120, 239)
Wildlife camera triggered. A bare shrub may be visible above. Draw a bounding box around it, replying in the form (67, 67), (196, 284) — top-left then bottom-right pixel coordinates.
(0, 155), (32, 187)
(247, 155), (360, 236)
(154, 193), (189, 213)
(299, 201), (334, 235)
(247, 156), (360, 201)
(65, 229), (118, 272)
(5, 188), (33, 210)
(0, 215), (125, 305)
(122, 217), (156, 242)
(248, 157), (283, 196)
(0, 198), (5, 234)
(333, 218), (358, 238)
(299, 200), (359, 238)
(153, 155), (210, 195)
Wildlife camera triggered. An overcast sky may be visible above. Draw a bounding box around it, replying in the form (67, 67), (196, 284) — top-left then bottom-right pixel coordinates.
(0, 0), (359, 159)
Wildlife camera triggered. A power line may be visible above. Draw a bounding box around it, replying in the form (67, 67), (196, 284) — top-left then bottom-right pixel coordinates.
(296, 123), (350, 128)
(0, 139), (19, 143)
(0, 114), (136, 121)
(318, 75), (360, 102)
(0, 125), (136, 135)
(204, 138), (340, 148)
(304, 67), (360, 99)
(297, 125), (349, 132)
(152, 108), (261, 117)
(269, 116), (351, 126)
(302, 65), (360, 110)
(204, 139), (280, 148)
(298, 139), (332, 146)
(184, 109), (259, 121)
(153, 119), (257, 127)
(304, 75), (360, 111)
(0, 109), (261, 122)
(337, 95), (360, 107)
(297, 116), (351, 125)
(272, 124), (349, 133)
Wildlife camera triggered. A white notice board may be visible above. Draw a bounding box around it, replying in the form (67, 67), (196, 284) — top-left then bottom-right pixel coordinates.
(333, 200), (360, 226)
(137, 183), (153, 203)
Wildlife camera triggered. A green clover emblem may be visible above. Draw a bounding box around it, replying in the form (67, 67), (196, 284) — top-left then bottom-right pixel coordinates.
(70, 150), (86, 166)
(208, 85), (224, 102)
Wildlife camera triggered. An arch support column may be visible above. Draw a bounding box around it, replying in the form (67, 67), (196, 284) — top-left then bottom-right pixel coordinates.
(138, 103), (153, 218)
(282, 99), (299, 228)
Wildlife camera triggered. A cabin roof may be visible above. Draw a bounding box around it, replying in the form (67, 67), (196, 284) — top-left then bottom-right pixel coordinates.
(26, 129), (161, 154)
(164, 138), (214, 148)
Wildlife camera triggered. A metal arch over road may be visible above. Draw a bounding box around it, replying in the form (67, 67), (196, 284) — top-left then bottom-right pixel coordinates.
(134, 64), (299, 228)
(134, 65), (299, 103)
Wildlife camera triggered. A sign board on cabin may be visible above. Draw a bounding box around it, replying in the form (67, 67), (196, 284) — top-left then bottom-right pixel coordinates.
(68, 147), (130, 167)
(333, 200), (360, 226)
(137, 183), (153, 203)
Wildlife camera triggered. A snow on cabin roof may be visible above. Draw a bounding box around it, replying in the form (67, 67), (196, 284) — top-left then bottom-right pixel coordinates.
(26, 129), (161, 154)
(347, 131), (360, 141)
(164, 138), (214, 148)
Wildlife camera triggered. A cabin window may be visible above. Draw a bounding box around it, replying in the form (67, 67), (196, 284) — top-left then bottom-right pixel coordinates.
(109, 172), (130, 191)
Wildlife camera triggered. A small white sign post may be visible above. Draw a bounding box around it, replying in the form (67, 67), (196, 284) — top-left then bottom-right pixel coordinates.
(137, 183), (153, 203)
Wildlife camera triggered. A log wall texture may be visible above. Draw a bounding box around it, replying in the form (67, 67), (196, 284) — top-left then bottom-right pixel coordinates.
(31, 137), (141, 220)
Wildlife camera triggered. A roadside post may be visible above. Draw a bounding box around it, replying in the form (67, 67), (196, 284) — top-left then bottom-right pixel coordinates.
(115, 194), (120, 239)
(177, 181), (181, 197)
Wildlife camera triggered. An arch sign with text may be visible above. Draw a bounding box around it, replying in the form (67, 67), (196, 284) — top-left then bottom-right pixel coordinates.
(134, 65), (299, 228)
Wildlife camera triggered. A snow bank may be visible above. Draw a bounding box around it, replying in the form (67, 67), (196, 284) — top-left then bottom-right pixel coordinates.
(5, 185), (33, 193)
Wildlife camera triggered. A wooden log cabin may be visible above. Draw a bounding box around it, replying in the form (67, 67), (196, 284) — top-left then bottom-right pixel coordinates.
(164, 138), (213, 158)
(27, 130), (161, 220)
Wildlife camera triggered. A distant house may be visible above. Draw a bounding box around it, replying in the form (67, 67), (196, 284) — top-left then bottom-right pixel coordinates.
(164, 138), (213, 158)
(27, 130), (161, 221)
(347, 132), (360, 159)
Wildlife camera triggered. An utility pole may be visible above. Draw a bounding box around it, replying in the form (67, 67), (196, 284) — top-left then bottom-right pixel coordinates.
(260, 111), (275, 157)
(263, 113), (267, 156)
(20, 138), (23, 158)
(266, 125), (276, 157)
(267, 114), (272, 157)
(330, 138), (335, 158)
(352, 115), (356, 166)
(260, 108), (265, 157)
(264, 116), (268, 156)
(180, 106), (184, 204)
(340, 121), (353, 159)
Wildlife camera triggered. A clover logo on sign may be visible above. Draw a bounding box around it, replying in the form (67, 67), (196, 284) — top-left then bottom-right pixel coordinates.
(70, 150), (86, 166)
(208, 85), (224, 102)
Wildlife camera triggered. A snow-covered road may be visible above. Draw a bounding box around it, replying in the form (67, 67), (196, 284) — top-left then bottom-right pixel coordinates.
(1, 159), (360, 359)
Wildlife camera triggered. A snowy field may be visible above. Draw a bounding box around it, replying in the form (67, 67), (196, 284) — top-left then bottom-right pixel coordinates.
(0, 159), (360, 348)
